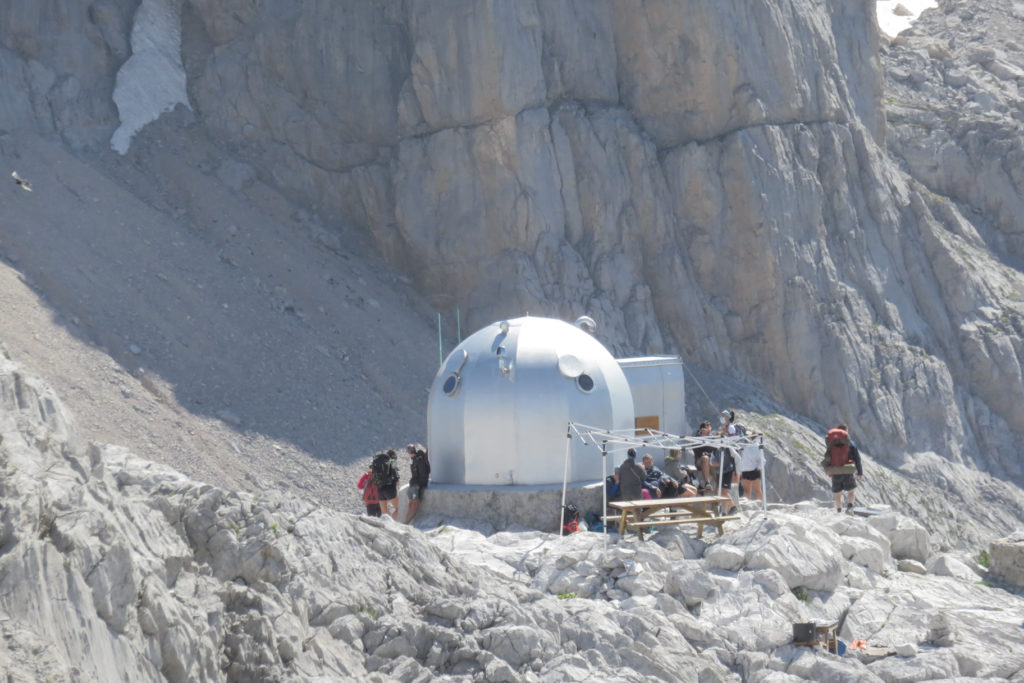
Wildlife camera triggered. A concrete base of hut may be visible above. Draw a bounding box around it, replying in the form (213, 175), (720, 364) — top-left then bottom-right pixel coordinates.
(397, 481), (608, 534)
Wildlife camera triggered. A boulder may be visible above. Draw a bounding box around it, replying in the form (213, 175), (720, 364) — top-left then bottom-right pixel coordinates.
(989, 532), (1024, 588)
(663, 560), (719, 607)
(719, 513), (845, 591)
(926, 553), (982, 581)
(897, 558), (927, 574)
(866, 513), (931, 563)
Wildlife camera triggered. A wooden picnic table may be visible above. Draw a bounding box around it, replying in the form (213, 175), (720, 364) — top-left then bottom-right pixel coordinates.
(607, 495), (738, 540)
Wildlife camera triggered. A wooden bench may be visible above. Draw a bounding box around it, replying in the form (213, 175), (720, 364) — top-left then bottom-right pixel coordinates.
(608, 495), (737, 540)
(626, 515), (740, 535)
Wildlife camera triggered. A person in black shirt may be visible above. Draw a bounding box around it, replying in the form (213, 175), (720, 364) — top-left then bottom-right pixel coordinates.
(693, 421), (716, 489)
(404, 444), (431, 524)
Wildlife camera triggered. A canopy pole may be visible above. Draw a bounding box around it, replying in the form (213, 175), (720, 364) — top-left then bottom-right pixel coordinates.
(601, 440), (608, 549)
(717, 438), (725, 512)
(760, 434), (768, 517)
(560, 425), (572, 536)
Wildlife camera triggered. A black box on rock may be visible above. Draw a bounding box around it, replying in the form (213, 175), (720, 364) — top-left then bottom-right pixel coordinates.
(792, 622), (816, 643)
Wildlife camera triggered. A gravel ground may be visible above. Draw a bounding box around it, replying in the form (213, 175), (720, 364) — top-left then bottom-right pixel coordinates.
(0, 122), (443, 513)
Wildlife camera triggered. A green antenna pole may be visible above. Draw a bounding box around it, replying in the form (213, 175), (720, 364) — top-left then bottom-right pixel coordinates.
(456, 308), (462, 344)
(437, 313), (443, 366)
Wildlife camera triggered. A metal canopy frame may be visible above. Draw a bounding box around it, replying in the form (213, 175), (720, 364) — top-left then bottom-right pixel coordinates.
(560, 422), (766, 542)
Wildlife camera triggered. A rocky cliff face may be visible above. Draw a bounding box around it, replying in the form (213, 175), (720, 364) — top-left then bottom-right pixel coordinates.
(1, 4), (1022, 528)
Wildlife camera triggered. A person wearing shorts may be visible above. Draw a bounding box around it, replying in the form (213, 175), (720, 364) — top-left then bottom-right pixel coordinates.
(823, 426), (863, 512)
(738, 439), (765, 503)
(692, 421), (716, 489)
(713, 447), (737, 514)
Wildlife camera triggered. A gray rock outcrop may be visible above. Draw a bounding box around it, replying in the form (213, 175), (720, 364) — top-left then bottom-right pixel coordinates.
(989, 531), (1024, 588)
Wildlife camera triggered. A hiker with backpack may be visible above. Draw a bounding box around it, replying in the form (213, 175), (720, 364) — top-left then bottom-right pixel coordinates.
(371, 449), (401, 520)
(357, 463), (382, 517)
(822, 426), (863, 513)
(404, 443), (430, 524)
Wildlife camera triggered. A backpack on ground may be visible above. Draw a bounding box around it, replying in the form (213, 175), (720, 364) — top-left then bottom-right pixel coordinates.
(562, 503), (580, 534)
(371, 451), (399, 487)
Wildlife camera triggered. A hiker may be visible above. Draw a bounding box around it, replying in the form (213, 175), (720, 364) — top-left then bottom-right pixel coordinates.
(663, 448), (686, 483)
(665, 448), (703, 494)
(692, 420), (716, 489)
(719, 408), (745, 437)
(712, 445), (738, 514)
(617, 448), (646, 501)
(642, 454), (694, 498)
(404, 443), (430, 524)
(837, 423), (858, 449)
(357, 465), (381, 517)
(373, 448), (401, 520)
(716, 409), (743, 512)
(738, 435), (765, 503)
(823, 427), (863, 513)
(605, 468), (621, 501)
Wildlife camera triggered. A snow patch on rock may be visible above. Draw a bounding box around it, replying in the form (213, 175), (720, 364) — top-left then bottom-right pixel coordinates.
(110, 0), (189, 154)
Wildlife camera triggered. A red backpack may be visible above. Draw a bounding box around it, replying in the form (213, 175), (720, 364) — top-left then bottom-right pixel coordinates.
(826, 429), (851, 467)
(358, 471), (379, 504)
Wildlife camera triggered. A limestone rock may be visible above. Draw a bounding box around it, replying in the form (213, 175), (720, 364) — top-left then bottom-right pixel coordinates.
(897, 558), (927, 574)
(989, 532), (1024, 588)
(866, 513), (931, 563)
(926, 553), (982, 581)
(2, 355), (1024, 681)
(718, 512), (845, 591)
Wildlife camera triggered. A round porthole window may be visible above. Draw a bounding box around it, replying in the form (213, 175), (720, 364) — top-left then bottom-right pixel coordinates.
(443, 373), (461, 396)
(576, 373), (595, 393)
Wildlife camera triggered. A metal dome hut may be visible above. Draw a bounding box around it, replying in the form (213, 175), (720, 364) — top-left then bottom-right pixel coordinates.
(410, 315), (688, 531)
(428, 315), (634, 486)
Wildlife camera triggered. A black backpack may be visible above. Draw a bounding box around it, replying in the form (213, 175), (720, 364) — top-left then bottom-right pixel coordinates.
(371, 451), (398, 487)
(411, 450), (431, 484)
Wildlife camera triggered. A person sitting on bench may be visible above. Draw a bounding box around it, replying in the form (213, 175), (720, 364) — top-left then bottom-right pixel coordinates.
(642, 454), (696, 498)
